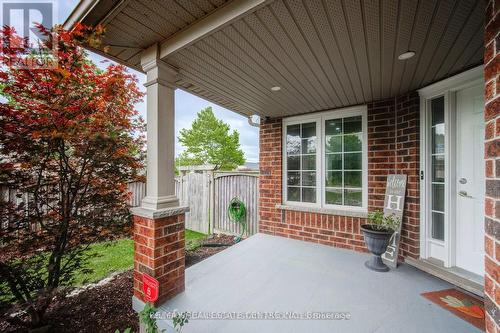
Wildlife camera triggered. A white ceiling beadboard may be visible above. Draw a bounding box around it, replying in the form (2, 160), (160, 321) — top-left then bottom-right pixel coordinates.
(78, 0), (485, 118)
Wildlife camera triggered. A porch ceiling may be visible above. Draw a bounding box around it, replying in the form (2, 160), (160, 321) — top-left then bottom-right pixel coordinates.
(67, 0), (484, 118)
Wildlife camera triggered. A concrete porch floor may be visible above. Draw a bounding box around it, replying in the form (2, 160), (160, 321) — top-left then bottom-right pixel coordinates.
(135, 233), (482, 333)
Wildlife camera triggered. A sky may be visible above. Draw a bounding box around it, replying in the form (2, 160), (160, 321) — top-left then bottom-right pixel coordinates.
(57, 1), (259, 162)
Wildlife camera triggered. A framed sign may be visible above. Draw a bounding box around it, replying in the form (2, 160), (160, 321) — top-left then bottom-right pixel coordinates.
(142, 273), (159, 303)
(381, 174), (407, 268)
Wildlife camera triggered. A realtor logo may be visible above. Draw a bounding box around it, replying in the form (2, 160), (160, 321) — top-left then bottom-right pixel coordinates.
(0, 0), (58, 68)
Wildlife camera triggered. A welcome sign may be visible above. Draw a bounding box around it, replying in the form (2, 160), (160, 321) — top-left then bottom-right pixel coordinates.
(381, 174), (407, 268)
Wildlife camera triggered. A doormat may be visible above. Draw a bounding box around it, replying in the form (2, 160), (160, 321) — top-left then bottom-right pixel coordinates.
(421, 288), (485, 330)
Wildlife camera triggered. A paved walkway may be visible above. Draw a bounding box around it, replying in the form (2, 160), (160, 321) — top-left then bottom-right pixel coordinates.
(135, 233), (482, 333)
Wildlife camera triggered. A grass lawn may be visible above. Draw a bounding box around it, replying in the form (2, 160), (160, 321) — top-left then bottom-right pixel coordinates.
(73, 238), (134, 286)
(74, 229), (206, 285)
(1, 229), (208, 303)
(185, 229), (207, 251)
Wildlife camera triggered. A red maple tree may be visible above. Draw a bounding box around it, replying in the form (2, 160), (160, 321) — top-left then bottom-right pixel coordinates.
(0, 24), (144, 328)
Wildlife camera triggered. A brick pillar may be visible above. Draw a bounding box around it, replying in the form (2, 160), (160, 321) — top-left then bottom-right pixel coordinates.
(484, 1), (500, 332)
(131, 209), (186, 307)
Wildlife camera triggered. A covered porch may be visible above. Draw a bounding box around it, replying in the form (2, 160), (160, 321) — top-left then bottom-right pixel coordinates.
(65, 0), (499, 332)
(134, 233), (482, 332)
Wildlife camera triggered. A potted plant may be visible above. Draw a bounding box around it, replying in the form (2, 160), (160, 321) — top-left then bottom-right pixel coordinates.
(361, 210), (401, 272)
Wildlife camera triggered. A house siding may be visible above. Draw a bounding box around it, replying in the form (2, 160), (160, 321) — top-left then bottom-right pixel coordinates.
(259, 92), (420, 261)
(484, 0), (500, 332)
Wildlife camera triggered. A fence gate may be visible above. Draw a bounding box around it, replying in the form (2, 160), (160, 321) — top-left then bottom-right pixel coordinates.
(176, 167), (212, 234)
(213, 172), (259, 236)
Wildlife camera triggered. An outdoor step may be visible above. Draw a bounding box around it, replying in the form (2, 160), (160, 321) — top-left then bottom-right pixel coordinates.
(405, 257), (484, 298)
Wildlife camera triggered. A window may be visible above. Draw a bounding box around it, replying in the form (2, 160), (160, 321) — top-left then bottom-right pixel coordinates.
(283, 106), (367, 210)
(285, 122), (318, 203)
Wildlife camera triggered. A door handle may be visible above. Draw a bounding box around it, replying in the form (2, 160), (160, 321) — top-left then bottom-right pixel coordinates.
(458, 190), (473, 198)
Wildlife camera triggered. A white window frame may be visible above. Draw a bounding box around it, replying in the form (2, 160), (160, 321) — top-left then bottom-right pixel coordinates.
(282, 105), (368, 212)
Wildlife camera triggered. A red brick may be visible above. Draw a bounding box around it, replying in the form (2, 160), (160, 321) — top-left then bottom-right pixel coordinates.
(486, 256), (500, 282)
(485, 97), (500, 121)
(487, 160), (495, 178)
(487, 198), (496, 218)
(497, 241), (500, 262)
(486, 40), (495, 65)
(132, 212), (186, 306)
(487, 119), (496, 139)
(487, 235), (495, 258)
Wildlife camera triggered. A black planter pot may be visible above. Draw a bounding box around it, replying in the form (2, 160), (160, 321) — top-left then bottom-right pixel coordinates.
(361, 224), (394, 272)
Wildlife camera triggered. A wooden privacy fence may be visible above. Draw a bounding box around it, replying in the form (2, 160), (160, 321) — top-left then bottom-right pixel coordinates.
(127, 166), (259, 236)
(127, 181), (146, 207)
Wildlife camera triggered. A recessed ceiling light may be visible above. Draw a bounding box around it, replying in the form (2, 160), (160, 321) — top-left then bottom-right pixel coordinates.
(271, 86), (281, 91)
(398, 51), (416, 60)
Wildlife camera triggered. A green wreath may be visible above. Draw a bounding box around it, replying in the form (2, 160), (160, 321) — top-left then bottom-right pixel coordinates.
(227, 197), (247, 242)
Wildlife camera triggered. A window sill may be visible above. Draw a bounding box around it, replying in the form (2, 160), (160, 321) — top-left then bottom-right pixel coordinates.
(276, 204), (368, 218)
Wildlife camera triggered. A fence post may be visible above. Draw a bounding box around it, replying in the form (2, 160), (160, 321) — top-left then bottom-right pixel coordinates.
(209, 169), (215, 234)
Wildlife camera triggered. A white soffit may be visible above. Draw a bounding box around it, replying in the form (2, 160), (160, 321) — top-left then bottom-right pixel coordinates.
(69, 0), (485, 118)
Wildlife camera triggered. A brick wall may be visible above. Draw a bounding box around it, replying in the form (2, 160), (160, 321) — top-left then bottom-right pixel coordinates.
(395, 93), (421, 259)
(484, 1), (500, 331)
(132, 213), (185, 307)
(259, 92), (420, 260)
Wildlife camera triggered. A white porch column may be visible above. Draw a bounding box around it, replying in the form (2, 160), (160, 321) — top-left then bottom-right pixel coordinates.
(140, 44), (179, 210)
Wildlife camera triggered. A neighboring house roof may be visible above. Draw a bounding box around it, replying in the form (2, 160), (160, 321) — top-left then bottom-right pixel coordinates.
(239, 162), (259, 171)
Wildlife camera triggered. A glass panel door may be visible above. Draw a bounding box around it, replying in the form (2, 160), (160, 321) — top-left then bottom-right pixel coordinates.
(430, 96), (445, 241)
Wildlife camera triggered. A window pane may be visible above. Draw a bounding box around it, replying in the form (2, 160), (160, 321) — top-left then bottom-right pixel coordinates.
(432, 212), (445, 241)
(286, 121), (318, 204)
(431, 97), (444, 126)
(302, 188), (316, 203)
(326, 153), (342, 170)
(344, 189), (362, 207)
(324, 115), (364, 208)
(344, 171), (362, 187)
(302, 122), (316, 138)
(344, 116), (362, 134)
(344, 153), (362, 170)
(302, 171), (316, 186)
(432, 155), (445, 182)
(432, 184), (444, 212)
(326, 171), (342, 187)
(302, 137), (316, 154)
(287, 156), (300, 170)
(325, 188), (342, 205)
(286, 125), (301, 155)
(302, 155), (316, 170)
(325, 119), (342, 135)
(430, 96), (445, 242)
(432, 124), (445, 154)
(288, 187), (300, 202)
(344, 134), (362, 152)
(325, 135), (342, 153)
(287, 172), (300, 186)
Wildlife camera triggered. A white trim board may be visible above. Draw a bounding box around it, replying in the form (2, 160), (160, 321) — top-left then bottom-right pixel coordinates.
(418, 66), (484, 98)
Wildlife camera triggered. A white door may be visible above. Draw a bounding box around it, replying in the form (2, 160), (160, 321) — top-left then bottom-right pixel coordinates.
(455, 84), (485, 276)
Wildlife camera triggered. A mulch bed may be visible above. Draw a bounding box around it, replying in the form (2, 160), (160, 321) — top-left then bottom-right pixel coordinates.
(0, 234), (237, 333)
(185, 234), (235, 267)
